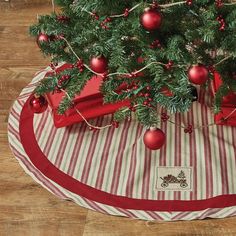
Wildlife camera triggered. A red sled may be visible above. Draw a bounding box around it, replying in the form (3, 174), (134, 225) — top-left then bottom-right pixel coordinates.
(212, 73), (236, 126)
(45, 64), (130, 128)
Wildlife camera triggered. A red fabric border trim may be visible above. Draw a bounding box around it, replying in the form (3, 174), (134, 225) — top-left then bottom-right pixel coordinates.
(19, 97), (236, 212)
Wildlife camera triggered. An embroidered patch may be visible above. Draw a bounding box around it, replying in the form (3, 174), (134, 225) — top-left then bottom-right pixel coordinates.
(156, 167), (193, 191)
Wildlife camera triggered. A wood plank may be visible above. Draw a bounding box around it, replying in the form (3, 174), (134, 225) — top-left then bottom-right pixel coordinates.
(0, 0), (51, 10)
(83, 211), (236, 236)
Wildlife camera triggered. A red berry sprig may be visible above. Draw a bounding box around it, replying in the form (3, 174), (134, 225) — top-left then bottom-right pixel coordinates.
(76, 59), (85, 73)
(124, 8), (130, 17)
(165, 61), (174, 70)
(130, 106), (136, 112)
(112, 121), (119, 128)
(184, 125), (193, 134)
(161, 113), (170, 122)
(49, 62), (58, 70)
(151, 0), (159, 9)
(215, 0), (224, 8)
(128, 71), (139, 78)
(58, 75), (71, 87)
(57, 15), (70, 23)
(101, 17), (112, 30)
(217, 15), (226, 31)
(54, 86), (62, 93)
(207, 65), (216, 74)
(101, 71), (109, 80)
(150, 39), (161, 49)
(142, 92), (153, 107)
(91, 12), (99, 20)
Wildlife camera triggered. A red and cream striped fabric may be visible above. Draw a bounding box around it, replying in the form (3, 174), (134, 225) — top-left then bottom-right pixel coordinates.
(8, 64), (236, 221)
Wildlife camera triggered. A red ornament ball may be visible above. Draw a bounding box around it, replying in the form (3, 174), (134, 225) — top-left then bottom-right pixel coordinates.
(90, 56), (108, 73)
(37, 33), (49, 46)
(29, 95), (48, 114)
(140, 9), (162, 31)
(188, 65), (209, 85)
(143, 128), (166, 150)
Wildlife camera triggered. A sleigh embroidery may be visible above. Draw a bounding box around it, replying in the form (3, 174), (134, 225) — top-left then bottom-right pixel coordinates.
(160, 170), (188, 188)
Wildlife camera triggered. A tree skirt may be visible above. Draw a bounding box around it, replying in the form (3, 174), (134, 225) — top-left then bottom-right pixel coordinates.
(8, 65), (236, 221)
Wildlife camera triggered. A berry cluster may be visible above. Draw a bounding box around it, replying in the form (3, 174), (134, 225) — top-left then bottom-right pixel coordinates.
(215, 0), (224, 8)
(217, 15), (226, 31)
(100, 17), (112, 30)
(57, 15), (70, 23)
(184, 125), (193, 134)
(165, 61), (174, 70)
(124, 8), (130, 17)
(161, 113), (170, 122)
(91, 12), (99, 20)
(150, 39), (161, 49)
(49, 62), (58, 70)
(151, 1), (159, 9)
(139, 86), (153, 107)
(76, 59), (85, 73)
(58, 75), (71, 87)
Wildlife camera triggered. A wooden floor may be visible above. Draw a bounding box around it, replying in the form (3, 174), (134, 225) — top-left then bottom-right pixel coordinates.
(1, 2), (236, 236)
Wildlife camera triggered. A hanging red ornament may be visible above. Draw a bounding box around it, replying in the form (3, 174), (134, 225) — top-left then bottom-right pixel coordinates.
(140, 9), (162, 31)
(90, 56), (108, 73)
(188, 65), (209, 85)
(37, 33), (49, 46)
(143, 128), (166, 150)
(29, 95), (48, 114)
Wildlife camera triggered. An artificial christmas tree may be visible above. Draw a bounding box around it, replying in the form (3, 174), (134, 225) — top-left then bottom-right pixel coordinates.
(29, 0), (236, 149)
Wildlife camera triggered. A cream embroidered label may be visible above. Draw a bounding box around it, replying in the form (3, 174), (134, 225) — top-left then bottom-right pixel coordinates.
(156, 167), (193, 191)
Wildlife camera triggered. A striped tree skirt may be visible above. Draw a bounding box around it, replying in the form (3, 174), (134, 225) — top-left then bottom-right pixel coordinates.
(8, 64), (236, 221)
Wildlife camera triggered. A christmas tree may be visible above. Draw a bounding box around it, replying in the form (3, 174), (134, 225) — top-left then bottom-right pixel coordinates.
(30, 0), (236, 128)
(178, 171), (186, 179)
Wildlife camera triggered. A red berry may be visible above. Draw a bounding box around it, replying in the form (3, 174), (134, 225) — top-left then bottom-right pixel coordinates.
(124, 8), (130, 17)
(129, 106), (136, 112)
(112, 121), (119, 128)
(186, 0), (193, 6)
